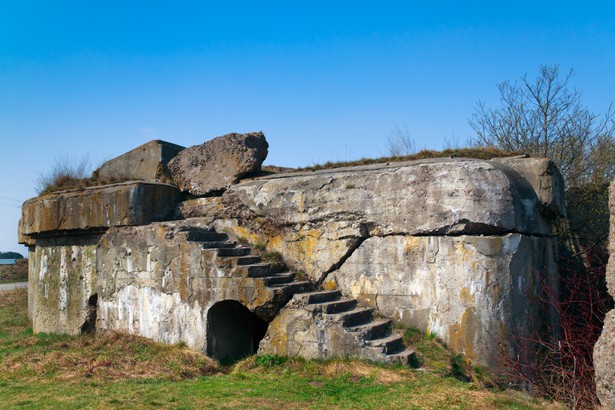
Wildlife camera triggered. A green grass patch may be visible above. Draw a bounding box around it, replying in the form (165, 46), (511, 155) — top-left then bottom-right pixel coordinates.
(0, 289), (565, 409)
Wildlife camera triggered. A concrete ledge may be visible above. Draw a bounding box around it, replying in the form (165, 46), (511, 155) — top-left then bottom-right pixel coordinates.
(19, 182), (181, 240)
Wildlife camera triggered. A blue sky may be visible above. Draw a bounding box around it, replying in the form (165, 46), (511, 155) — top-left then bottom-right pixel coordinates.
(1, 1), (614, 253)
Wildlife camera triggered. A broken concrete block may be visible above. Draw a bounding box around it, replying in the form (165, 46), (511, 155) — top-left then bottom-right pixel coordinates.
(168, 131), (268, 195)
(95, 140), (185, 184)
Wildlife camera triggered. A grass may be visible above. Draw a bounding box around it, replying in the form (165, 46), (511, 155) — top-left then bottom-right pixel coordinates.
(0, 289), (564, 409)
(0, 278), (27, 285)
(38, 175), (133, 195)
(290, 146), (524, 173)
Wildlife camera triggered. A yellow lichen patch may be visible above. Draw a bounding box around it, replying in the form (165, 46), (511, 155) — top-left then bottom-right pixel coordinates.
(453, 240), (471, 262)
(234, 226), (267, 246)
(459, 287), (475, 305)
(322, 279), (337, 291)
(404, 236), (421, 255)
(447, 322), (461, 353)
(273, 229), (322, 272)
(292, 230), (321, 260)
(461, 307), (478, 359)
(446, 307), (478, 360)
(267, 235), (284, 251)
(350, 275), (378, 301)
(264, 316), (288, 354)
(239, 279), (269, 309)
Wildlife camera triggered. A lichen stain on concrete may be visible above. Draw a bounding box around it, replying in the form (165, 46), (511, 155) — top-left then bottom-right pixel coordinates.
(459, 287), (475, 305)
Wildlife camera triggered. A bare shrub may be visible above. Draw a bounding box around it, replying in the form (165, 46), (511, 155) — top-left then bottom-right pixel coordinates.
(387, 123), (415, 156)
(470, 64), (614, 188)
(505, 256), (612, 409)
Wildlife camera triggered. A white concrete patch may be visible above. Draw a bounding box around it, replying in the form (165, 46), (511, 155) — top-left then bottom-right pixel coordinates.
(59, 248), (68, 326)
(99, 285), (207, 352)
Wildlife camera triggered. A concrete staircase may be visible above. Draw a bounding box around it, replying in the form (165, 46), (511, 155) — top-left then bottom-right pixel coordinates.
(186, 229), (313, 316)
(293, 290), (419, 367)
(184, 228), (418, 367)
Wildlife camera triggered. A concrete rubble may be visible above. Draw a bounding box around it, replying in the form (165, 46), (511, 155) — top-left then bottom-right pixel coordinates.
(168, 131), (268, 195)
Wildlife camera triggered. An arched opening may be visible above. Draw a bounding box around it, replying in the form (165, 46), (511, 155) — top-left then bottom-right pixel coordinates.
(206, 300), (268, 363)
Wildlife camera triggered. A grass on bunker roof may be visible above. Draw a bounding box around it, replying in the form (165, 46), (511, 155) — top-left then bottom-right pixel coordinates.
(0, 289), (564, 409)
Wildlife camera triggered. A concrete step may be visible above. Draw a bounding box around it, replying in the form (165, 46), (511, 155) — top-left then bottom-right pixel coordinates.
(295, 290), (342, 305)
(186, 230), (229, 242)
(235, 255), (262, 266)
(318, 298), (357, 314)
(201, 241), (236, 249)
(346, 319), (392, 340)
(241, 263), (274, 277)
(330, 307), (373, 327)
(268, 281), (312, 293)
(217, 247), (251, 257)
(262, 272), (296, 286)
(368, 334), (404, 354)
(385, 349), (420, 368)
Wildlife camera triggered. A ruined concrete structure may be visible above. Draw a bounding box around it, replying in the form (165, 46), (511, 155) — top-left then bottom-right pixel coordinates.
(19, 133), (566, 372)
(594, 179), (615, 407)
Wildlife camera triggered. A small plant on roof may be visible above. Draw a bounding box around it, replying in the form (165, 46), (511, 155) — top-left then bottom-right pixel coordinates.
(35, 153), (92, 195)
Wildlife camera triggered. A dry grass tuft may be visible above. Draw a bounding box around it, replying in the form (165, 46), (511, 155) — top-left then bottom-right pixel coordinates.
(0, 288), (27, 309)
(0, 290), (222, 383)
(321, 360), (415, 384)
(2, 330), (222, 381)
(292, 146), (523, 173)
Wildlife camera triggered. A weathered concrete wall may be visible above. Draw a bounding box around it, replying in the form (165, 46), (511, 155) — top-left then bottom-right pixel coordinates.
(260, 297), (371, 360)
(19, 182), (181, 239)
(491, 157), (565, 218)
(179, 157), (563, 370)
(95, 221), (291, 353)
(95, 140), (185, 184)
(28, 235), (99, 335)
(594, 179), (615, 408)
(193, 158), (562, 282)
(325, 234), (558, 368)
(96, 222), (209, 350)
(20, 181), (182, 335)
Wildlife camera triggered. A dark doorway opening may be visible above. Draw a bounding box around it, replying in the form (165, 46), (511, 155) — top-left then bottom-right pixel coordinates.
(206, 300), (269, 363)
(81, 293), (98, 334)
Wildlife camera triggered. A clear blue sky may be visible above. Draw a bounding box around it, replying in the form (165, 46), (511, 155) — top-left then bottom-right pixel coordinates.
(1, 1), (614, 254)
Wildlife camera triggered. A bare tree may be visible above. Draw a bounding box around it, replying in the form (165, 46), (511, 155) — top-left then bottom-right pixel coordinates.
(471, 66), (615, 407)
(469, 65), (615, 188)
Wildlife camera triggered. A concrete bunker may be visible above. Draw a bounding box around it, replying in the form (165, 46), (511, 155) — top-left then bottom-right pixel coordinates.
(206, 300), (268, 362)
(18, 135), (568, 373)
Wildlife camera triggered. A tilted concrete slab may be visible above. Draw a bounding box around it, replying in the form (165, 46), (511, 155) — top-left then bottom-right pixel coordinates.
(95, 139), (184, 184)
